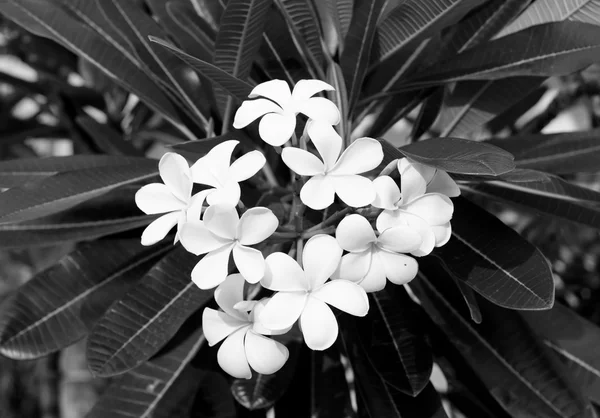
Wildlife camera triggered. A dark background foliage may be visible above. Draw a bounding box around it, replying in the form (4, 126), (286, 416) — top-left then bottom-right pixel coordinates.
(2, 0), (600, 417)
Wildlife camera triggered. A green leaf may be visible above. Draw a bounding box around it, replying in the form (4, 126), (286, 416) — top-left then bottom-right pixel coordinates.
(213, 0), (272, 127)
(76, 116), (141, 156)
(0, 161), (157, 224)
(357, 286), (433, 396)
(310, 349), (355, 418)
(231, 342), (301, 410)
(150, 36), (254, 102)
(431, 198), (555, 310)
(327, 62), (350, 143)
(325, 0), (354, 45)
(169, 131), (251, 156)
(382, 137), (516, 175)
(0, 0), (186, 134)
(163, 1), (216, 63)
(340, 317), (448, 418)
(522, 304), (600, 405)
(340, 0), (386, 112)
(371, 0), (487, 67)
(87, 247), (212, 377)
(413, 265), (596, 418)
(411, 22), (600, 86)
(488, 129), (600, 174)
(0, 240), (169, 359)
(87, 326), (206, 418)
(463, 175), (600, 228)
(499, 0), (600, 38)
(0, 155), (154, 187)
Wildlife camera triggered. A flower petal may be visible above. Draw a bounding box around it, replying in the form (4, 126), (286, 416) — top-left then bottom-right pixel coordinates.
(331, 138), (383, 175)
(300, 298), (338, 350)
(291, 79), (334, 101)
(158, 152), (192, 202)
(233, 244), (265, 284)
(336, 214), (376, 252)
(358, 253), (388, 292)
(186, 189), (212, 223)
(303, 234), (342, 290)
(251, 298), (292, 335)
(217, 327), (252, 379)
(428, 169), (460, 197)
(180, 220), (230, 255)
(372, 176), (401, 210)
(233, 98), (282, 129)
(378, 250), (419, 286)
(141, 212), (180, 246)
(202, 307), (248, 346)
(398, 158), (427, 204)
(258, 291), (307, 330)
(296, 97), (341, 125)
(249, 79), (292, 107)
(229, 150), (266, 182)
(262, 252), (307, 291)
(336, 251), (371, 283)
(214, 273), (248, 321)
(191, 140), (238, 187)
(432, 222), (452, 247)
(376, 211), (436, 257)
(258, 112), (297, 146)
(331, 175), (376, 208)
(191, 244), (234, 289)
(307, 120), (342, 171)
(245, 331), (289, 375)
(203, 204), (239, 240)
(237, 207), (278, 245)
(312, 280), (369, 316)
(403, 193), (454, 226)
(377, 225), (423, 253)
(300, 175), (335, 210)
(281, 147), (325, 176)
(206, 180), (241, 207)
(135, 183), (185, 214)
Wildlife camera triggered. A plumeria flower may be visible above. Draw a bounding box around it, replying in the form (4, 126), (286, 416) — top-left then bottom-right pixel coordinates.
(282, 121), (383, 210)
(191, 140), (266, 206)
(203, 274), (289, 379)
(397, 157), (460, 199)
(180, 204), (278, 289)
(259, 235), (369, 350)
(233, 79), (341, 146)
(135, 153), (211, 246)
(334, 214), (421, 292)
(373, 176), (454, 257)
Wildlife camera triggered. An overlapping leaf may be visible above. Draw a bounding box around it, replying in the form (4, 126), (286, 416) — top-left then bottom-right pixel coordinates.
(87, 247), (212, 377)
(431, 198), (555, 310)
(0, 240), (169, 359)
(413, 266), (596, 418)
(356, 286), (433, 396)
(410, 22), (600, 86)
(381, 137), (515, 175)
(0, 161), (158, 224)
(87, 326), (206, 418)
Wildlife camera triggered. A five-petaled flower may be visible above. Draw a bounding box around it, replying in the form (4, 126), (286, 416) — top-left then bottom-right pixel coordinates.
(334, 214), (421, 292)
(135, 152), (209, 246)
(181, 204), (278, 289)
(203, 274), (289, 379)
(259, 235), (369, 350)
(233, 79), (341, 146)
(282, 121), (383, 210)
(191, 140), (266, 206)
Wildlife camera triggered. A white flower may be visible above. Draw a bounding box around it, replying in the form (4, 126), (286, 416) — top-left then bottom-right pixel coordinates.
(334, 214), (421, 292)
(135, 153), (210, 246)
(203, 274), (289, 379)
(233, 79), (341, 146)
(191, 140), (266, 206)
(282, 121), (383, 210)
(259, 235), (369, 351)
(180, 204), (278, 289)
(397, 157), (460, 200)
(373, 175), (454, 257)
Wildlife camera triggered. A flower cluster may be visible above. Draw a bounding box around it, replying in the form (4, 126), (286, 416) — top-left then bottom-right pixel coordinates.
(135, 79), (460, 379)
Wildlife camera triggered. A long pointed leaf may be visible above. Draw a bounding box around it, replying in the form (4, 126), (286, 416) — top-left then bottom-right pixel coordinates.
(87, 247), (212, 377)
(0, 240), (169, 359)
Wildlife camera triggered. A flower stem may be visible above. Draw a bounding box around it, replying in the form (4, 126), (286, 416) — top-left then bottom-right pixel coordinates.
(306, 207), (353, 232)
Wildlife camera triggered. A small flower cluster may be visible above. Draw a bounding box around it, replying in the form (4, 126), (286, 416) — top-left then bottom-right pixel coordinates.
(135, 79), (460, 379)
